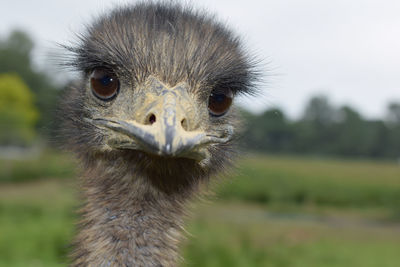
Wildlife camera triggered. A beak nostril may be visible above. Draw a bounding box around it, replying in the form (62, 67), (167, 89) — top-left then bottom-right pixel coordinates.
(148, 114), (156, 125)
(181, 118), (188, 130)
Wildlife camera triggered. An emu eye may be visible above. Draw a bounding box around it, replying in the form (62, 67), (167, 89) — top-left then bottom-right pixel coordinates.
(208, 88), (233, 117)
(90, 68), (119, 101)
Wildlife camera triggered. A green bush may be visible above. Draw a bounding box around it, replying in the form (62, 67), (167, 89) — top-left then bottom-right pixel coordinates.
(0, 73), (38, 146)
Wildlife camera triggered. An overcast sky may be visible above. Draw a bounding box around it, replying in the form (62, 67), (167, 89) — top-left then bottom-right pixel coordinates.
(1, 0), (399, 119)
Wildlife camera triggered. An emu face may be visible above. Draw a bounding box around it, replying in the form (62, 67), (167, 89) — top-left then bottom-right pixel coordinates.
(86, 74), (233, 163)
(63, 3), (256, 192)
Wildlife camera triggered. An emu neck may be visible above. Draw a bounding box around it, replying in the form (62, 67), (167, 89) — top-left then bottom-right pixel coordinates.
(71, 162), (191, 267)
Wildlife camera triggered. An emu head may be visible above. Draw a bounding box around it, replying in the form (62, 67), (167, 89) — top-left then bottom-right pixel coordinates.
(62, 3), (257, 194)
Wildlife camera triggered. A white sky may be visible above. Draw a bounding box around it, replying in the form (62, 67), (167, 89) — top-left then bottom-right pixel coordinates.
(1, 0), (399, 119)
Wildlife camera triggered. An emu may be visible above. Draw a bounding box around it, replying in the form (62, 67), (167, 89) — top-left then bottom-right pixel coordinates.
(61, 2), (257, 266)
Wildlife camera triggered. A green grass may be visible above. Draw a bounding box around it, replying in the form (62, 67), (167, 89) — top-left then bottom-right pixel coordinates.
(1, 153), (400, 266)
(2, 152), (400, 209)
(0, 150), (76, 183)
(183, 202), (400, 267)
(218, 155), (400, 209)
(1, 182), (400, 267)
(0, 180), (76, 267)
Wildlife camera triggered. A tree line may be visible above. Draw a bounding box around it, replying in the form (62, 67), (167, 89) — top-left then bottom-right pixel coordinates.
(241, 97), (400, 159)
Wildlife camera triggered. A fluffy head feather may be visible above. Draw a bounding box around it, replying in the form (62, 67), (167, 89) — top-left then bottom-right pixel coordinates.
(61, 2), (258, 195)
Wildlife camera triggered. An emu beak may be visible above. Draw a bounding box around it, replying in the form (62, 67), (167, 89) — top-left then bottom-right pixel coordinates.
(89, 78), (233, 161)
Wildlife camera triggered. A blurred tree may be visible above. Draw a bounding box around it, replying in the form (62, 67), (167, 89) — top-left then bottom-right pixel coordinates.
(0, 30), (59, 136)
(0, 73), (39, 146)
(333, 106), (366, 156)
(363, 120), (390, 158)
(303, 95), (336, 126)
(296, 95), (338, 154)
(385, 102), (400, 158)
(2, 30), (34, 57)
(387, 102), (400, 124)
(243, 108), (292, 153)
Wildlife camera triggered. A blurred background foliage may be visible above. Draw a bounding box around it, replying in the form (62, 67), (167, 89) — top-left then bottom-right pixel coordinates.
(0, 30), (399, 267)
(0, 30), (59, 140)
(242, 97), (400, 159)
(0, 73), (38, 146)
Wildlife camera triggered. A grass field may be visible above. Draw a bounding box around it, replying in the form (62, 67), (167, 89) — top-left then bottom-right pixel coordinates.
(0, 152), (400, 266)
